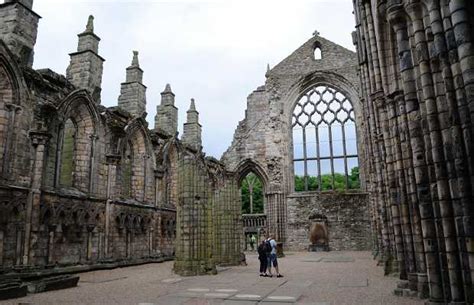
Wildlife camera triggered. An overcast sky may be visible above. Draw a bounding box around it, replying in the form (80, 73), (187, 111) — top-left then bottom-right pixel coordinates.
(32, 0), (356, 159)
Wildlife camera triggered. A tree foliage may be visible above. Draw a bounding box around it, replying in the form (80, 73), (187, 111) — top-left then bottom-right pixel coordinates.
(294, 166), (360, 191)
(240, 168), (360, 213)
(241, 173), (264, 214)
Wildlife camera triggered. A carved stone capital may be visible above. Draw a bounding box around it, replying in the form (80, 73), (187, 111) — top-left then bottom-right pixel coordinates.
(404, 2), (423, 20)
(387, 4), (407, 30)
(29, 130), (51, 146)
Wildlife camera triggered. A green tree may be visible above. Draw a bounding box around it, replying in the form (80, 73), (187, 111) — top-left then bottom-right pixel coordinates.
(294, 166), (360, 191)
(241, 173), (264, 214)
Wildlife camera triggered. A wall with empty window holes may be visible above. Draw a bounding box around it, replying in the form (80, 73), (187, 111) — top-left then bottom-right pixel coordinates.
(223, 34), (371, 250)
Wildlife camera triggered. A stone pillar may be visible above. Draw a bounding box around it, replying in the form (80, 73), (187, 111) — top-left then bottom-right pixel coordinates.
(181, 99), (202, 151)
(174, 152), (216, 275)
(86, 225), (94, 261)
(0, 230), (3, 265)
(66, 15), (105, 103)
(118, 51), (147, 118)
(23, 130), (50, 265)
(449, 1), (474, 302)
(15, 228), (22, 265)
(0, 0), (40, 66)
(47, 225), (55, 265)
(154, 168), (165, 207)
(406, 4), (465, 302)
(388, 5), (449, 303)
(154, 84), (178, 137)
(1, 104), (21, 179)
(105, 155), (120, 257)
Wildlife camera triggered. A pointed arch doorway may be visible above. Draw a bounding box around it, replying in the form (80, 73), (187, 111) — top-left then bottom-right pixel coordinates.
(236, 160), (268, 251)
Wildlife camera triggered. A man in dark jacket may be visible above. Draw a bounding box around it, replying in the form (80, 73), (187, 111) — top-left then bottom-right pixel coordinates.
(257, 238), (268, 277)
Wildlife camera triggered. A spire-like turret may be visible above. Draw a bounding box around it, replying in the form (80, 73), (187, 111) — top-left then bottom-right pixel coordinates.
(181, 98), (202, 151)
(66, 15), (105, 103)
(0, 0), (40, 66)
(154, 84), (178, 137)
(118, 51), (147, 118)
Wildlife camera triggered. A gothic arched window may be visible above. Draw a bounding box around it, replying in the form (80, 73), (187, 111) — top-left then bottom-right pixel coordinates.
(314, 46), (322, 60)
(59, 119), (76, 187)
(292, 85), (359, 191)
(121, 141), (133, 198)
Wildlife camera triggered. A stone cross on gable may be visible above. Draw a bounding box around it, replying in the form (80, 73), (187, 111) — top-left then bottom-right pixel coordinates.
(313, 30), (320, 36)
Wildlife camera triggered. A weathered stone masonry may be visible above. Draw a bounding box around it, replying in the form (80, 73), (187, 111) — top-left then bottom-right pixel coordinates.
(0, 0), (242, 278)
(353, 0), (474, 303)
(222, 34), (372, 252)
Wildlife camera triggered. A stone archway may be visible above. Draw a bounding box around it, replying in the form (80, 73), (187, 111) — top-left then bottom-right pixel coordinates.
(236, 160), (269, 250)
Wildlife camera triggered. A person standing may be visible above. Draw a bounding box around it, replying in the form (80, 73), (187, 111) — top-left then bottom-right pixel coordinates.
(257, 238), (268, 276)
(267, 235), (283, 278)
(250, 234), (256, 250)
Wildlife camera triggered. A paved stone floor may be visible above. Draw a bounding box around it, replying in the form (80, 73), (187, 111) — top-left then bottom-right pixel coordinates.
(1, 251), (423, 305)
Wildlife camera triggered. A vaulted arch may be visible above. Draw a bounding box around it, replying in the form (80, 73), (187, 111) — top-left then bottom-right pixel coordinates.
(235, 159), (269, 190)
(0, 43), (29, 179)
(118, 119), (155, 202)
(50, 90), (101, 192)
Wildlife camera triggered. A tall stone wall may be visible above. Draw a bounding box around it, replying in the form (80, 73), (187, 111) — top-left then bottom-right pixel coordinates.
(353, 0), (474, 303)
(222, 34), (367, 250)
(174, 151), (242, 276)
(0, 1), (243, 278)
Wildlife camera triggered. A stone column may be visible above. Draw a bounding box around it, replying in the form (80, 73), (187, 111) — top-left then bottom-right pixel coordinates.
(105, 154), (120, 257)
(448, 1), (474, 302)
(406, 2), (466, 301)
(0, 230), (3, 265)
(23, 130), (50, 265)
(1, 104), (21, 179)
(154, 168), (165, 208)
(88, 134), (97, 194)
(388, 5), (448, 303)
(86, 225), (94, 261)
(47, 224), (56, 265)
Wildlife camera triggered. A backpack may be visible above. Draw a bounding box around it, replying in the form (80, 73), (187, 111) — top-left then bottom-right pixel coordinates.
(264, 240), (272, 254)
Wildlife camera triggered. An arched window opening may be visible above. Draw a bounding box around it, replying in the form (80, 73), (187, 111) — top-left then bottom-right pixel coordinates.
(240, 172), (264, 214)
(59, 119), (76, 187)
(121, 141), (133, 198)
(314, 46), (322, 60)
(292, 85), (359, 192)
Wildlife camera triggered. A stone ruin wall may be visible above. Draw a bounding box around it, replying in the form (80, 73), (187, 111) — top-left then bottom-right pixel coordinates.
(0, 0), (243, 277)
(286, 192), (371, 251)
(222, 34), (370, 251)
(353, 0), (474, 302)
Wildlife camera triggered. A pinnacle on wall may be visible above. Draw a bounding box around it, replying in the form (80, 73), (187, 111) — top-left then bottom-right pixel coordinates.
(131, 50), (140, 67)
(85, 15), (94, 33)
(66, 14), (104, 103)
(155, 83), (178, 136)
(118, 50), (147, 118)
(189, 98), (196, 112)
(182, 98), (202, 151)
(163, 84), (174, 95)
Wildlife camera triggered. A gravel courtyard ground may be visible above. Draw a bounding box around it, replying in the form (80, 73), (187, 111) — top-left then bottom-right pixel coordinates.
(0, 251), (424, 305)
